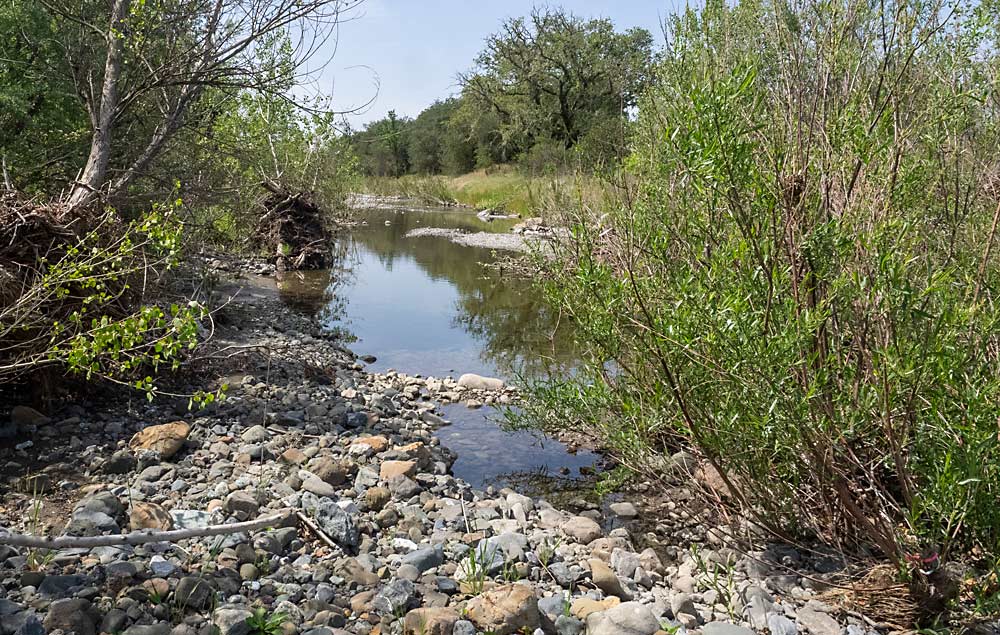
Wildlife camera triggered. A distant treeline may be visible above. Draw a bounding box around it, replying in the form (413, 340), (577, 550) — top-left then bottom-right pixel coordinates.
(348, 8), (654, 177)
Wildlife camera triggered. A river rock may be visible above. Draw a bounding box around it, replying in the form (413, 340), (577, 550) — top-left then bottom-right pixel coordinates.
(401, 544), (444, 573)
(310, 457), (353, 485)
(388, 475), (422, 498)
(465, 583), (539, 635)
(122, 625), (172, 635)
(129, 421), (191, 458)
(703, 623), (756, 635)
(402, 607), (460, 635)
(240, 425), (270, 443)
(769, 613), (800, 635)
(380, 460), (417, 480)
(796, 606), (841, 635)
(609, 501), (638, 518)
(354, 435), (390, 453)
(457, 373), (505, 391)
(175, 576), (215, 610)
(63, 508), (119, 536)
(561, 516), (601, 543)
(102, 450), (137, 474)
(36, 575), (89, 598)
(555, 614), (584, 635)
(570, 597), (619, 619)
(13, 614), (44, 635)
(11, 406), (50, 428)
(588, 558), (631, 599)
(373, 579), (417, 615)
(453, 621), (476, 635)
(130, 501), (173, 530)
(224, 491), (259, 518)
(300, 470), (337, 497)
(585, 601), (660, 635)
(43, 599), (95, 635)
(213, 607), (253, 635)
(307, 498), (359, 550)
(363, 486), (391, 510)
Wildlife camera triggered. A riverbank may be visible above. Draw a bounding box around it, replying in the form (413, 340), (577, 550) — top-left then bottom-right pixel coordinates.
(0, 257), (903, 635)
(359, 168), (607, 219)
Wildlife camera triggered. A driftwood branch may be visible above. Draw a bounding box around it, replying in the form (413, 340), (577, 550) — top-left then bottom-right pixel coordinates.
(0, 510), (292, 549)
(294, 510), (338, 550)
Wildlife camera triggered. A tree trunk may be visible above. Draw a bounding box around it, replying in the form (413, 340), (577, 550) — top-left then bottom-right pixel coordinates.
(67, 0), (130, 211)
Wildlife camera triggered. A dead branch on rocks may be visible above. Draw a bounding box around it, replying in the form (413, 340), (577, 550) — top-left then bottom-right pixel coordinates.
(0, 510), (293, 549)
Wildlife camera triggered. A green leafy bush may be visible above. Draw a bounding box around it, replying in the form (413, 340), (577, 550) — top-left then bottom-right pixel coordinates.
(526, 0), (1000, 567)
(0, 198), (216, 404)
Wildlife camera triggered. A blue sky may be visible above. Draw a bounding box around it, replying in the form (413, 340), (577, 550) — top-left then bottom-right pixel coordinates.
(318, 1), (675, 127)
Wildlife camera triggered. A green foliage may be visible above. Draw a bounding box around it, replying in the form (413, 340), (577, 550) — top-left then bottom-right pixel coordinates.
(351, 110), (412, 177)
(0, 1), (88, 193)
(460, 8), (654, 166)
(247, 607), (288, 635)
(593, 466), (633, 498)
(0, 2), (357, 234)
(406, 99), (475, 175)
(526, 0), (1000, 566)
(460, 543), (498, 594)
(350, 7), (652, 179)
(1, 199), (219, 405)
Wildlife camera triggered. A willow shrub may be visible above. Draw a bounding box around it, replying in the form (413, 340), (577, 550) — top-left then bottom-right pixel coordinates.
(524, 0), (1000, 564)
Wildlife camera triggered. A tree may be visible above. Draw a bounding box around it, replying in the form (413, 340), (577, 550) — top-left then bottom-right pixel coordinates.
(406, 98), (474, 175)
(0, 1), (88, 194)
(351, 110), (410, 177)
(459, 8), (653, 157)
(29, 0), (362, 211)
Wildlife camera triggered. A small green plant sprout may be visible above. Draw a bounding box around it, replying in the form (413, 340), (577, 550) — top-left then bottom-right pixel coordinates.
(660, 620), (682, 635)
(24, 475), (54, 571)
(460, 542), (500, 594)
(536, 535), (563, 568)
(246, 606), (289, 635)
(690, 545), (738, 620)
(594, 465), (633, 498)
(501, 559), (522, 582)
(147, 587), (165, 605)
(255, 553), (272, 576)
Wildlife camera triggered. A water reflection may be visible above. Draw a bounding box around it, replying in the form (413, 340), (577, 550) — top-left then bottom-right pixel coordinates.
(272, 204), (596, 488)
(334, 207), (576, 378)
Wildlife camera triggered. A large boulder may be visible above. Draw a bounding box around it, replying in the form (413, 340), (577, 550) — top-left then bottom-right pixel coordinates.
(128, 421), (191, 458)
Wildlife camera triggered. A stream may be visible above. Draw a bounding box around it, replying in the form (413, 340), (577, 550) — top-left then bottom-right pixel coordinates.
(270, 204), (598, 491)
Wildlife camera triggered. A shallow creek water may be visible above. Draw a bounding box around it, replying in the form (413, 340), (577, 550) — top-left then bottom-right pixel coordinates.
(270, 205), (597, 490)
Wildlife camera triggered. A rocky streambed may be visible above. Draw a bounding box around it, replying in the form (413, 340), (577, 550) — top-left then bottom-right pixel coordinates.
(0, 280), (889, 635)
